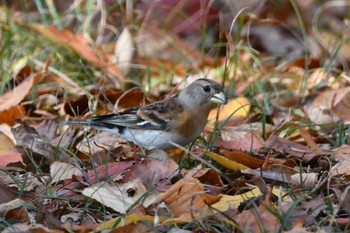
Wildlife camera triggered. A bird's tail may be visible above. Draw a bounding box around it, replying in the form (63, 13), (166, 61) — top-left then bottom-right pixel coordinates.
(61, 120), (92, 127)
(62, 120), (124, 134)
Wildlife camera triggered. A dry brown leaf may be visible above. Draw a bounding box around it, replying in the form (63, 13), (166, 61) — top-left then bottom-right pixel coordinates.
(242, 164), (295, 183)
(299, 128), (322, 152)
(285, 226), (327, 233)
(31, 25), (125, 85)
(330, 159), (350, 177)
(305, 87), (350, 124)
(158, 178), (221, 222)
(196, 169), (224, 188)
(50, 162), (82, 184)
(0, 182), (18, 204)
(122, 159), (179, 192)
(220, 149), (263, 169)
(0, 71), (43, 112)
(233, 198), (280, 232)
(76, 132), (126, 155)
(290, 173), (318, 189)
(0, 105), (25, 126)
(136, 24), (218, 69)
(331, 145), (350, 176)
(266, 135), (330, 162)
(76, 161), (134, 185)
(280, 195), (327, 227)
(333, 89), (350, 121)
(2, 172), (43, 192)
(12, 123), (71, 163)
(219, 129), (264, 152)
(0, 130), (23, 167)
(0, 131), (15, 154)
(332, 145), (350, 177)
(1, 201), (37, 231)
(2, 223), (62, 233)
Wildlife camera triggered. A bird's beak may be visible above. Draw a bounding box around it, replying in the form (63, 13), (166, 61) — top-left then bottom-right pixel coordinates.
(211, 92), (227, 104)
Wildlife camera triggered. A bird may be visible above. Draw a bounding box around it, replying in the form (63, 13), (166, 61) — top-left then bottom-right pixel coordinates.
(64, 79), (227, 150)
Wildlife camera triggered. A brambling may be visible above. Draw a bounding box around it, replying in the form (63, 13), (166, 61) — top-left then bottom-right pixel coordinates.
(64, 79), (227, 150)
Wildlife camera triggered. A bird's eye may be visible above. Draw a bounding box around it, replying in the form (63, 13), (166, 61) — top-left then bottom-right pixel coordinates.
(203, 85), (211, 92)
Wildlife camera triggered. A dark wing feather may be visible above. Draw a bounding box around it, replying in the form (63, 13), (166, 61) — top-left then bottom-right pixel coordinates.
(90, 103), (170, 131)
(66, 97), (183, 133)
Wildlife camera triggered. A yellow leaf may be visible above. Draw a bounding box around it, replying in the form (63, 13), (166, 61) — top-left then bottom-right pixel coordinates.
(205, 152), (248, 170)
(212, 187), (281, 211)
(208, 97), (250, 122)
(97, 215), (155, 230)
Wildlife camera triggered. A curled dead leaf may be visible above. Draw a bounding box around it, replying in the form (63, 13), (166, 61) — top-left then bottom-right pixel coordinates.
(0, 71), (43, 112)
(290, 173), (318, 189)
(158, 178), (221, 222)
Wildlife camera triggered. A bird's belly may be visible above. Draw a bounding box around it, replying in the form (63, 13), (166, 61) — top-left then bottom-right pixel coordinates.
(122, 129), (194, 150)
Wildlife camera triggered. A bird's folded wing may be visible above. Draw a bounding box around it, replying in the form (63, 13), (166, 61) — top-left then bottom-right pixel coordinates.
(91, 108), (169, 130)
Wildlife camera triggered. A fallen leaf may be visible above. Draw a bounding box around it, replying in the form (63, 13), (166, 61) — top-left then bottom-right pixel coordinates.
(242, 164), (295, 183)
(0, 131), (15, 154)
(208, 97), (250, 123)
(50, 162), (82, 184)
(114, 27), (136, 75)
(233, 197), (280, 232)
(305, 87), (350, 124)
(266, 135), (330, 162)
(0, 153), (23, 167)
(77, 161), (134, 185)
(122, 159), (179, 192)
(97, 215), (155, 231)
(12, 122), (71, 163)
(0, 70), (44, 112)
(331, 145), (350, 177)
(2, 223), (61, 233)
(0, 105), (25, 126)
(280, 195), (327, 226)
(217, 126), (265, 152)
(333, 89), (350, 121)
(1, 171), (43, 192)
(82, 180), (159, 214)
(0, 182), (18, 204)
(242, 21), (304, 61)
(158, 178), (221, 222)
(212, 187), (281, 211)
(290, 173), (318, 189)
(31, 25), (125, 85)
(0, 199), (32, 226)
(0, 127), (23, 167)
(330, 159), (350, 177)
(220, 149), (263, 169)
(76, 131), (126, 155)
(205, 152), (249, 171)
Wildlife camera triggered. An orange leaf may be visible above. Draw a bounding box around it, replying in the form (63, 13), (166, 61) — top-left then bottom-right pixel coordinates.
(220, 149), (263, 169)
(0, 105), (25, 126)
(0, 71), (43, 112)
(158, 178), (221, 222)
(32, 25), (125, 84)
(0, 153), (23, 167)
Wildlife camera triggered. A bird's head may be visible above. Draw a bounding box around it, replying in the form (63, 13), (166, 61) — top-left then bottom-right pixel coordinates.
(178, 79), (227, 109)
